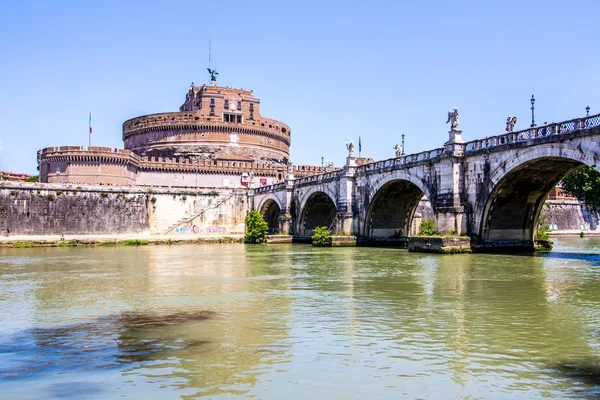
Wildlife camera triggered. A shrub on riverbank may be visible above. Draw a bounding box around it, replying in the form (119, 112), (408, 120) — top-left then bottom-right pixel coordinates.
(245, 210), (269, 243)
(419, 218), (437, 236)
(312, 226), (332, 246)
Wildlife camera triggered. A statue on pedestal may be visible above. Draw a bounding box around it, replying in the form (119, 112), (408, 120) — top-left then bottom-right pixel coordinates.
(207, 68), (219, 82)
(446, 107), (460, 132)
(346, 140), (355, 157)
(505, 116), (517, 133)
(394, 144), (403, 158)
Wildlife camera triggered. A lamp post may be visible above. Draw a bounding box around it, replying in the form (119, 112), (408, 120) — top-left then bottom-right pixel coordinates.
(401, 133), (405, 155)
(321, 156), (324, 168)
(586, 105), (590, 116)
(530, 95), (536, 127)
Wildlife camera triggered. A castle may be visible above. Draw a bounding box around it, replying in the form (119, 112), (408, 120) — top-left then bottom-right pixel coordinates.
(38, 80), (329, 187)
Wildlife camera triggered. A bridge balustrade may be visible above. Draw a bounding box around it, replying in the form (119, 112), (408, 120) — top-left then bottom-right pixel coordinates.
(464, 113), (600, 153)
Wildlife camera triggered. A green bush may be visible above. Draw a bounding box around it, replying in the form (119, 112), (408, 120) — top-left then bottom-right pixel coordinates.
(312, 226), (332, 246)
(25, 175), (39, 182)
(419, 218), (437, 236)
(535, 207), (550, 240)
(535, 226), (550, 240)
(245, 209), (269, 243)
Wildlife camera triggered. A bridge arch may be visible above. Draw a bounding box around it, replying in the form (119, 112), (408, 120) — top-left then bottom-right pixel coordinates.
(258, 195), (282, 234)
(477, 143), (598, 245)
(363, 171), (432, 238)
(297, 190), (338, 237)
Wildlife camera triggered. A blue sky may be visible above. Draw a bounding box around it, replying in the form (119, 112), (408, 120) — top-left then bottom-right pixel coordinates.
(1, 0), (598, 174)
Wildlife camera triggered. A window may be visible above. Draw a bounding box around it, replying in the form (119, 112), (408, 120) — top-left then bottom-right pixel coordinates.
(249, 111), (254, 120)
(249, 103), (254, 112)
(224, 100), (229, 108)
(56, 166), (61, 174)
(210, 106), (215, 115)
(237, 101), (242, 110)
(210, 98), (215, 106)
(223, 113), (242, 123)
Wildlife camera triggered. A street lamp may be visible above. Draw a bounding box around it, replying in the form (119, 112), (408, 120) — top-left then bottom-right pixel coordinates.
(321, 156), (324, 168)
(401, 133), (405, 155)
(530, 95), (536, 127)
(586, 105), (590, 116)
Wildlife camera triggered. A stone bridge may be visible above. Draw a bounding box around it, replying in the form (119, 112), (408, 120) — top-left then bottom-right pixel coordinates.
(251, 114), (600, 251)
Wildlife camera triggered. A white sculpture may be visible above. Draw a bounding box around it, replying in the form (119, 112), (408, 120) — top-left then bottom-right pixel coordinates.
(346, 140), (355, 157)
(505, 116), (517, 133)
(326, 160), (334, 169)
(393, 144), (403, 158)
(446, 107), (460, 132)
(287, 159), (293, 174)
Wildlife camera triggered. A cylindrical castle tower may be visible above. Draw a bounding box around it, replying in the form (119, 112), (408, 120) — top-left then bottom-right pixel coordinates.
(122, 84), (291, 166)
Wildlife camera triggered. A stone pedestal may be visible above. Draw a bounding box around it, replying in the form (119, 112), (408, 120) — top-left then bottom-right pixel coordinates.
(445, 130), (464, 144)
(346, 156), (356, 166)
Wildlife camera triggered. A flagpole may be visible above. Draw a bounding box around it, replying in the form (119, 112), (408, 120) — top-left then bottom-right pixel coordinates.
(358, 136), (362, 158)
(89, 112), (92, 147)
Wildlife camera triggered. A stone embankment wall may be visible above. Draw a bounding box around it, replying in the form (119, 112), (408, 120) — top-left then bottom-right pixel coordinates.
(544, 199), (599, 231)
(0, 182), (248, 236)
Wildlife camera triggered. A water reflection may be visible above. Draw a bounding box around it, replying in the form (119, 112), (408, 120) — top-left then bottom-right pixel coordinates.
(0, 310), (214, 380)
(0, 241), (599, 398)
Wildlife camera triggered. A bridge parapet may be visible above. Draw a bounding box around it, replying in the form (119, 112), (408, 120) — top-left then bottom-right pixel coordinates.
(464, 113), (600, 153)
(294, 170), (343, 187)
(255, 182), (286, 194)
(356, 147), (445, 175)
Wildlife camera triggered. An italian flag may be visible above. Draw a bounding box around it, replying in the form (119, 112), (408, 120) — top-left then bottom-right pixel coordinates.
(89, 112), (92, 134)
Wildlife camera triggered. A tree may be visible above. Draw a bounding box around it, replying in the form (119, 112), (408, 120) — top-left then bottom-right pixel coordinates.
(562, 166), (600, 210)
(311, 226), (331, 246)
(244, 210), (269, 243)
(419, 218), (437, 236)
(25, 175), (39, 182)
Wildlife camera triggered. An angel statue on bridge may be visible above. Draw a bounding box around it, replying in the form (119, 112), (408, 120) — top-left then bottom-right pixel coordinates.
(505, 116), (517, 133)
(446, 107), (460, 132)
(394, 143), (403, 158)
(346, 140), (355, 157)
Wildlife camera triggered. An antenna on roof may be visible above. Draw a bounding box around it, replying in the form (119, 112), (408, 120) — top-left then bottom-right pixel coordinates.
(206, 38), (218, 85)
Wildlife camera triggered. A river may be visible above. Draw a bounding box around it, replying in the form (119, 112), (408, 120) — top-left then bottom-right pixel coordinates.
(0, 238), (599, 399)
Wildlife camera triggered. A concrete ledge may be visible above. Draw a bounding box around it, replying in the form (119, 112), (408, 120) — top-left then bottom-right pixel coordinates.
(331, 236), (357, 247)
(0, 234), (244, 248)
(265, 235), (293, 244)
(409, 236), (471, 254)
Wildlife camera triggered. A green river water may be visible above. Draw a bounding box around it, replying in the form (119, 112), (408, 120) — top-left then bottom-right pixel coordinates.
(0, 238), (599, 399)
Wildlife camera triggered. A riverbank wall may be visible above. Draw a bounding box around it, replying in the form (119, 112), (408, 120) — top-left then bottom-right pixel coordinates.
(0, 182), (248, 236)
(544, 199), (599, 232)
